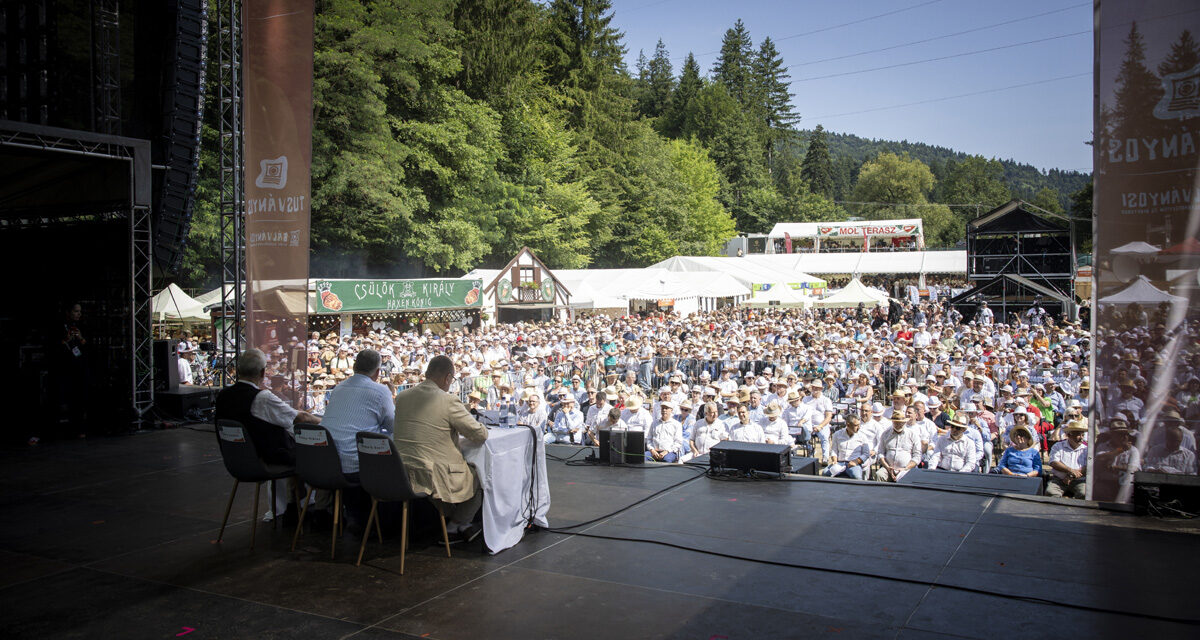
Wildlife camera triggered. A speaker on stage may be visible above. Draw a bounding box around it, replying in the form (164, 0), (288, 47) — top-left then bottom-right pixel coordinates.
(154, 339), (180, 392)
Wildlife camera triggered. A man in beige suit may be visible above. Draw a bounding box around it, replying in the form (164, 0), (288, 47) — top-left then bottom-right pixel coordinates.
(393, 355), (488, 541)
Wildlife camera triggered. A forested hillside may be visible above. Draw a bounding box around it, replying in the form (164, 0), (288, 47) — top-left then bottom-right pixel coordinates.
(178, 0), (1095, 288)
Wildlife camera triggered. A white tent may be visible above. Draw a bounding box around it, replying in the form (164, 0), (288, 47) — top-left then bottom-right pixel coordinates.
(651, 255), (827, 293)
(1110, 241), (1161, 256)
(816, 278), (889, 308)
(152, 283), (208, 321)
(747, 283), (814, 308)
(1099, 276), (1187, 306)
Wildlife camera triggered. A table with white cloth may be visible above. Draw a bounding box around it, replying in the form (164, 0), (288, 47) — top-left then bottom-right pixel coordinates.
(460, 425), (550, 554)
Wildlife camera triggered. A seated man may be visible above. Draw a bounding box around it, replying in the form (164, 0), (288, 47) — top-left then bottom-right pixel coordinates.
(392, 355), (488, 541)
(620, 394), (652, 431)
(646, 401), (684, 463)
(549, 394), (585, 444)
(321, 349), (394, 528)
(876, 414), (921, 482)
(1145, 424), (1198, 475)
(215, 348), (321, 521)
(1047, 420), (1088, 498)
(761, 402), (790, 446)
(517, 391), (549, 437)
(824, 414), (871, 480)
(728, 404), (766, 443)
(928, 417), (978, 473)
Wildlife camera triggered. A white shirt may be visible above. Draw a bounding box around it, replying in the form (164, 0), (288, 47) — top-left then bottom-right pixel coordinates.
(929, 434), (978, 472)
(692, 419), (728, 455)
(177, 357), (193, 385)
(244, 381), (299, 432)
(1145, 446), (1197, 475)
(762, 418), (789, 445)
(829, 428), (871, 465)
(1049, 440), (1087, 480)
(879, 427), (922, 470)
(648, 418), (684, 455)
(804, 394), (834, 428)
(621, 407), (652, 431)
(783, 402), (814, 434)
(728, 420), (766, 443)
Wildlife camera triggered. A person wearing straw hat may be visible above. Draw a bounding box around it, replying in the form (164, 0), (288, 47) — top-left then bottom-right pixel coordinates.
(761, 402), (789, 446)
(1047, 420), (1088, 498)
(728, 404), (766, 444)
(876, 413), (921, 482)
(783, 389), (815, 450)
(646, 401), (684, 463)
(928, 417), (978, 473)
(620, 394), (652, 432)
(804, 380), (834, 458)
(996, 423), (1042, 478)
(549, 394), (584, 445)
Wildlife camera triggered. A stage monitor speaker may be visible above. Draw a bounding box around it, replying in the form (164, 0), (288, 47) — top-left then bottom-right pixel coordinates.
(598, 429), (645, 465)
(709, 441), (791, 475)
(153, 0), (208, 275)
(154, 339), (181, 392)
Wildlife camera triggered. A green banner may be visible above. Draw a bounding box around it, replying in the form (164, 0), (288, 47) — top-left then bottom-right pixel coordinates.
(314, 279), (482, 313)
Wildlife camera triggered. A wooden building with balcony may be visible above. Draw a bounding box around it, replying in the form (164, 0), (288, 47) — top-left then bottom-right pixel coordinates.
(483, 247), (572, 323)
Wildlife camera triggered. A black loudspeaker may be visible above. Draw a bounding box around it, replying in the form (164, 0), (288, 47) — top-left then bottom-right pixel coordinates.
(153, 0), (208, 275)
(709, 441), (791, 475)
(154, 339), (181, 392)
(598, 429), (645, 464)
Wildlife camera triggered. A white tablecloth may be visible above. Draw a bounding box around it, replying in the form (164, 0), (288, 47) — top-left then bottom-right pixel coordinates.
(461, 426), (550, 553)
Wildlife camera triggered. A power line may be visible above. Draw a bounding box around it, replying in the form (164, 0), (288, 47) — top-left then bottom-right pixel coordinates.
(805, 71), (1090, 120)
(674, 0), (945, 61)
(793, 30), (1089, 82)
(792, 2), (1089, 67)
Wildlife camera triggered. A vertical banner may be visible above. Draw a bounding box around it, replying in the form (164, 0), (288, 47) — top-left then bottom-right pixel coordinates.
(243, 0), (314, 409)
(1093, 0), (1200, 501)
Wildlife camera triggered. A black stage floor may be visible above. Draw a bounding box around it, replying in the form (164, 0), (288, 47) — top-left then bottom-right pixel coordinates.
(2, 429), (1199, 639)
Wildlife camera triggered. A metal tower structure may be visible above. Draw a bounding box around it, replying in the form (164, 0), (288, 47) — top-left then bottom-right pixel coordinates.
(215, 0), (244, 385)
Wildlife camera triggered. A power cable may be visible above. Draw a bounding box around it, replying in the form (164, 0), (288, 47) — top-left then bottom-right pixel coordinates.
(793, 3), (1089, 67)
(792, 31), (1089, 82)
(675, 0), (945, 61)
(805, 72), (1090, 121)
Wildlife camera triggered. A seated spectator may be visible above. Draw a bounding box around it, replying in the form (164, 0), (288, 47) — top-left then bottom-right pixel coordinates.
(824, 414), (871, 480)
(691, 401), (728, 456)
(646, 401), (684, 463)
(1047, 420), (1088, 498)
(996, 424), (1042, 478)
(597, 406), (627, 431)
(783, 389), (813, 450)
(620, 394), (652, 431)
(876, 414), (921, 482)
(518, 392), (549, 436)
(728, 404), (766, 443)
(548, 395), (584, 444)
(928, 417), (978, 473)
(761, 402), (789, 445)
(1145, 424), (1198, 475)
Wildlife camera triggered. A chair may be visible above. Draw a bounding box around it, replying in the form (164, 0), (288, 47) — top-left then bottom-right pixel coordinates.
(355, 432), (452, 572)
(214, 419), (296, 550)
(290, 425), (360, 559)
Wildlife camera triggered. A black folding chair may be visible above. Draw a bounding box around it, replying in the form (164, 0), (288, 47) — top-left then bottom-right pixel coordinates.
(291, 425), (359, 559)
(214, 419), (296, 550)
(355, 432), (452, 572)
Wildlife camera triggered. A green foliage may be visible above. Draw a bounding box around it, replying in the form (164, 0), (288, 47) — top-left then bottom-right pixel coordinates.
(852, 152), (959, 247)
(800, 125), (833, 198)
(936, 156), (1012, 223)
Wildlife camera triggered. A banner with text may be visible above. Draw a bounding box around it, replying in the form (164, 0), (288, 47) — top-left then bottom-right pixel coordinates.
(314, 279), (483, 313)
(817, 221), (922, 239)
(243, 0), (314, 408)
(1092, 0), (1200, 501)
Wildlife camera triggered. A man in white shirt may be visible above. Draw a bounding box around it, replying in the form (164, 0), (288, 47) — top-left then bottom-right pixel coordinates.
(824, 415), (871, 480)
(728, 404), (766, 443)
(783, 390), (814, 451)
(858, 402), (889, 464)
(177, 345), (196, 385)
(1047, 420), (1088, 498)
(1145, 425), (1198, 475)
(761, 402), (789, 445)
(928, 417), (978, 473)
(804, 381), (834, 460)
(549, 395), (584, 444)
(691, 401), (728, 456)
(646, 401), (684, 463)
(876, 414), (922, 482)
(620, 395), (652, 432)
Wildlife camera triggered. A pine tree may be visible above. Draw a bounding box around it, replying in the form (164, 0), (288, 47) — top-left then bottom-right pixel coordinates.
(1158, 29), (1200, 76)
(800, 125), (833, 198)
(752, 36), (798, 164)
(643, 39), (675, 119)
(661, 52), (701, 138)
(712, 19), (754, 106)
(1111, 22), (1162, 141)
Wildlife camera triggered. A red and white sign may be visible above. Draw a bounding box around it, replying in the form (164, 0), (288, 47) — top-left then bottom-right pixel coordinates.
(818, 223), (920, 238)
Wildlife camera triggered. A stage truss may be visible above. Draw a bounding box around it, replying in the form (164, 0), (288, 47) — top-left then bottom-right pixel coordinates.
(215, 0), (245, 385)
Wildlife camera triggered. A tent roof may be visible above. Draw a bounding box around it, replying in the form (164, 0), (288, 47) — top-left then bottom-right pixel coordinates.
(1111, 241), (1162, 255)
(152, 284), (207, 321)
(748, 283), (814, 308)
(968, 200), (1069, 232)
(1160, 237), (1200, 255)
(651, 255), (826, 288)
(1099, 276), (1188, 305)
(789, 250), (966, 275)
(946, 273), (1072, 307)
(816, 278), (889, 308)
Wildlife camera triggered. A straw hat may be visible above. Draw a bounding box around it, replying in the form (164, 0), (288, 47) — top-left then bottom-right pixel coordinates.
(764, 402), (782, 418)
(1065, 419), (1088, 433)
(625, 396), (642, 410)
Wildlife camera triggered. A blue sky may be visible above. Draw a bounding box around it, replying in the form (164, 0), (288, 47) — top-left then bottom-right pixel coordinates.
(610, 0), (1093, 173)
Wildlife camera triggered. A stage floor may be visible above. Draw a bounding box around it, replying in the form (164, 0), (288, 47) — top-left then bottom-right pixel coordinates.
(1, 428), (1198, 639)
